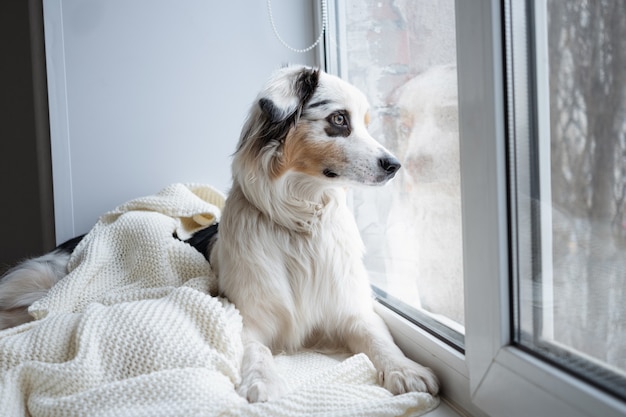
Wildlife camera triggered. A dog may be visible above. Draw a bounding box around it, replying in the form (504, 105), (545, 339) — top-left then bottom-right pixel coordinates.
(0, 66), (439, 402)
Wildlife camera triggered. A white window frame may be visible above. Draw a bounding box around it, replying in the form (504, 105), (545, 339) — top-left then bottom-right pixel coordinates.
(323, 1), (626, 416)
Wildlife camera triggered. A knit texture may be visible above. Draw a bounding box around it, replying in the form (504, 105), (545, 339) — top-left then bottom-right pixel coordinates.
(0, 184), (439, 416)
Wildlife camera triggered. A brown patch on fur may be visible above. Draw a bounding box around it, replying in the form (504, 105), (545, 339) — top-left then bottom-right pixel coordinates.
(364, 111), (371, 127)
(270, 125), (346, 179)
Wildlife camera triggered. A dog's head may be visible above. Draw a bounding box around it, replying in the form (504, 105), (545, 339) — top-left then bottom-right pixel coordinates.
(234, 66), (401, 188)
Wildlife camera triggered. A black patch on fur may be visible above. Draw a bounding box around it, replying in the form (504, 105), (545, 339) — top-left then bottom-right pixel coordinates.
(258, 98), (283, 123)
(323, 169), (338, 178)
(252, 68), (321, 154)
(295, 68), (319, 108)
(55, 234), (86, 254)
(254, 98), (295, 154)
(184, 223), (219, 262)
(308, 99), (331, 109)
(324, 110), (351, 137)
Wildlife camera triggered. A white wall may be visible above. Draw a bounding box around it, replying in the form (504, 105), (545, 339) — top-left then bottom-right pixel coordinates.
(43, 0), (319, 243)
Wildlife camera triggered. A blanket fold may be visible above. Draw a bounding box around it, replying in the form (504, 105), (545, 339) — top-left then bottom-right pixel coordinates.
(0, 184), (438, 417)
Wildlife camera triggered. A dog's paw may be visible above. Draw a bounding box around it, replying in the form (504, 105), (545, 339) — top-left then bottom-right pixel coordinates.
(380, 359), (439, 396)
(237, 374), (286, 403)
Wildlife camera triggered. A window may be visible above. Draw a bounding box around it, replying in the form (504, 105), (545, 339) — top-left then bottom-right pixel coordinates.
(325, 0), (626, 415)
(326, 0), (465, 350)
(511, 0), (626, 402)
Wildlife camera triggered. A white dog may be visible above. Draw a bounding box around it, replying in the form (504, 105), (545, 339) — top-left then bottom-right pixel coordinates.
(211, 66), (438, 401)
(0, 66), (439, 403)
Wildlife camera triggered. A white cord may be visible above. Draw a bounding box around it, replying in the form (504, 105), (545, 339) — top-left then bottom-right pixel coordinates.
(267, 0), (327, 53)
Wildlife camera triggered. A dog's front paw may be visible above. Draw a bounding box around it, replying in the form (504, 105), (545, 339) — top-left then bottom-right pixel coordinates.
(237, 373), (286, 403)
(380, 359), (439, 396)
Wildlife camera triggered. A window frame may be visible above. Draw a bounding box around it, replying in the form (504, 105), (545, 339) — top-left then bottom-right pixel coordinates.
(323, 0), (626, 416)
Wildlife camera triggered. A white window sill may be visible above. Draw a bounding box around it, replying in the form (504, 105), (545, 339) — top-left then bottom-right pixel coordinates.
(374, 301), (487, 417)
(425, 400), (469, 417)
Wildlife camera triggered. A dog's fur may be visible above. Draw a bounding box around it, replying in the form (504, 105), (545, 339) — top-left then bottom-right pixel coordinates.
(0, 66), (438, 402)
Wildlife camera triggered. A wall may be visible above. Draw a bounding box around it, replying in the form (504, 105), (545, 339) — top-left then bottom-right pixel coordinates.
(44, 0), (320, 243)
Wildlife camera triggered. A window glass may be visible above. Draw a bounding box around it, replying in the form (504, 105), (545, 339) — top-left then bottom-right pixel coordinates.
(341, 0), (464, 346)
(513, 0), (626, 399)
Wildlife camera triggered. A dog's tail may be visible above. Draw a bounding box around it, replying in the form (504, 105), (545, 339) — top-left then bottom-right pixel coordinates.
(0, 235), (83, 329)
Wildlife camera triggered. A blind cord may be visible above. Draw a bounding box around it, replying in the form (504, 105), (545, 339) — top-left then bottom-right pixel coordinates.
(267, 0), (327, 53)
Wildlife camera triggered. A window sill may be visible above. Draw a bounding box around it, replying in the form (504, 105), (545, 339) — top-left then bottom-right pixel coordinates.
(425, 399), (468, 417)
(374, 302), (486, 417)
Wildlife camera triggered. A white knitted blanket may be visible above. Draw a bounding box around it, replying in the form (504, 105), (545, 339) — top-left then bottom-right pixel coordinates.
(0, 184), (439, 417)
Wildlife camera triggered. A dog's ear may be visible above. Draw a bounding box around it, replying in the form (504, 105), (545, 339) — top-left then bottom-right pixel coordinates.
(246, 67), (319, 153)
(259, 67), (320, 124)
(237, 67), (320, 156)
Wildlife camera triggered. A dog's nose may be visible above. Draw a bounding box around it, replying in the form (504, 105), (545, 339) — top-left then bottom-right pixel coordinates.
(379, 156), (401, 175)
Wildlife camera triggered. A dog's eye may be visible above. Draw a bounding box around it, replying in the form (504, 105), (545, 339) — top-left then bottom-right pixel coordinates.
(331, 113), (346, 126)
(325, 111), (351, 137)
